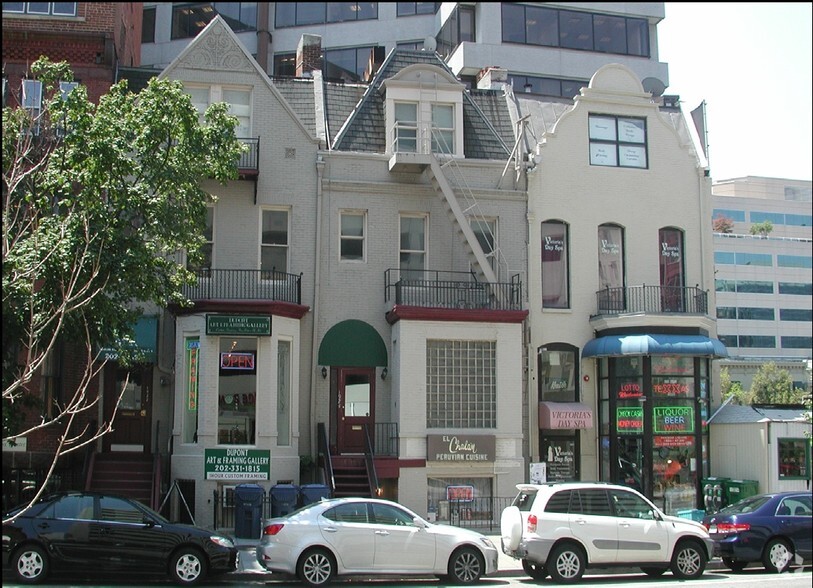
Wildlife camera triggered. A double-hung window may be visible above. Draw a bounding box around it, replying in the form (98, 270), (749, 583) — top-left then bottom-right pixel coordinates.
(589, 114), (647, 168)
(340, 211), (366, 262)
(189, 206), (214, 272)
(394, 102), (418, 152)
(470, 217), (497, 272)
(399, 214), (426, 275)
(261, 209), (289, 274)
(431, 104), (455, 154)
(186, 84), (251, 137)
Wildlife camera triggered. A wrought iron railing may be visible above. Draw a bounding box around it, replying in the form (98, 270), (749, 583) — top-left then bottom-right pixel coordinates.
(237, 137), (259, 172)
(595, 285), (708, 316)
(385, 269), (522, 311)
(182, 268), (301, 303)
(372, 422), (398, 457)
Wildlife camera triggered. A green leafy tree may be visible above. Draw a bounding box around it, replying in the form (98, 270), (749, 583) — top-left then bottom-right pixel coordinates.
(2, 58), (244, 513)
(747, 362), (806, 405)
(749, 220), (773, 236)
(720, 367), (747, 405)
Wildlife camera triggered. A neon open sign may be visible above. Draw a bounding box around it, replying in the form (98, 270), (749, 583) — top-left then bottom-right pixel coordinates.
(220, 352), (255, 370)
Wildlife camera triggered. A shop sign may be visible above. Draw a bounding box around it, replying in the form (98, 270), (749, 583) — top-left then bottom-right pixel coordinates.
(446, 485), (474, 502)
(654, 435), (694, 448)
(206, 314), (271, 336)
(427, 434), (495, 462)
(186, 338), (200, 411)
(220, 352), (255, 370)
(617, 382), (642, 398)
(616, 407), (644, 433)
(205, 448), (270, 480)
(654, 406), (694, 433)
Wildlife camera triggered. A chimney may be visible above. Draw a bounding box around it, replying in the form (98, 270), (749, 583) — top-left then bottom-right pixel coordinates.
(296, 34), (322, 77)
(476, 66), (508, 90)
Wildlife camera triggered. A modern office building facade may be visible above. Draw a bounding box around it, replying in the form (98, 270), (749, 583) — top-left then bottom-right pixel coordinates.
(712, 176), (813, 391)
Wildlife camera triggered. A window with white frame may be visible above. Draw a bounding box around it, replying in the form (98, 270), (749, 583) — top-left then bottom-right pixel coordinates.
(188, 205), (214, 271)
(186, 84), (251, 137)
(22, 79), (42, 115)
(431, 103), (455, 154)
(3, 2), (77, 16)
(399, 214), (426, 275)
(340, 210), (366, 262)
(426, 340), (496, 428)
(589, 114), (647, 168)
(277, 339), (291, 446)
(394, 102), (418, 152)
(261, 209), (289, 274)
(470, 217), (497, 272)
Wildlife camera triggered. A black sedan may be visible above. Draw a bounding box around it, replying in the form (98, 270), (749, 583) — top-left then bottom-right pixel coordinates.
(702, 490), (812, 573)
(2, 491), (238, 585)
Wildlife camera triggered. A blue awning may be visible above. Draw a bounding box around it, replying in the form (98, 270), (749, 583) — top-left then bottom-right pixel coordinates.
(582, 334), (728, 358)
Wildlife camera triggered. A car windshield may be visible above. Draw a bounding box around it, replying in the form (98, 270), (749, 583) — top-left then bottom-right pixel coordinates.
(718, 494), (771, 514)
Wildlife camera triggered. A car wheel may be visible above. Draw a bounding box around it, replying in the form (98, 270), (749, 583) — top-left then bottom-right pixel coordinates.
(449, 546), (484, 584)
(297, 547), (335, 587)
(723, 557), (748, 572)
(640, 566), (667, 577)
(522, 559), (548, 580)
(762, 538), (793, 573)
(670, 540), (706, 580)
(170, 547), (207, 585)
(12, 544), (49, 584)
(500, 505), (523, 552)
(546, 542), (586, 584)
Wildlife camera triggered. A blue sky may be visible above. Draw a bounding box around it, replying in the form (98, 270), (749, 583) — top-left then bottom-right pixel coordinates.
(658, 2), (812, 182)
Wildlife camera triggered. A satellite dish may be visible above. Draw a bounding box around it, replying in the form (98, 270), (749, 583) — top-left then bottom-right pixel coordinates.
(642, 77), (666, 97)
(423, 36), (437, 52)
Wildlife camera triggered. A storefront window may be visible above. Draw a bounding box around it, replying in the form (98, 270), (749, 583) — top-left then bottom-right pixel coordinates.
(218, 337), (257, 445)
(778, 439), (810, 479)
(427, 477), (492, 524)
(541, 221), (569, 308)
(538, 347), (576, 402)
(599, 354), (710, 514)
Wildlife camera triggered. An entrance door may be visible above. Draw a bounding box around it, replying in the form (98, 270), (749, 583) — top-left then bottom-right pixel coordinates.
(336, 368), (375, 454)
(103, 364), (152, 452)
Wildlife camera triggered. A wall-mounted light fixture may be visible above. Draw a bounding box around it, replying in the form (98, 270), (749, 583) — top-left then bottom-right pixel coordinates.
(381, 367), (388, 380)
(321, 366), (327, 379)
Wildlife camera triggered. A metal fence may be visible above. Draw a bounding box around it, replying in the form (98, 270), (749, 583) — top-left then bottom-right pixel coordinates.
(212, 489), (514, 533)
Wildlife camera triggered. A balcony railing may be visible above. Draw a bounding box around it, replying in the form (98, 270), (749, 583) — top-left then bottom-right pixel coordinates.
(595, 285), (708, 316)
(238, 137), (259, 173)
(182, 268), (301, 303)
(385, 269), (523, 311)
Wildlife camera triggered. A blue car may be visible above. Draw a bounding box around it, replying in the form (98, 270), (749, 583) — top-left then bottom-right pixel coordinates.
(702, 491), (812, 573)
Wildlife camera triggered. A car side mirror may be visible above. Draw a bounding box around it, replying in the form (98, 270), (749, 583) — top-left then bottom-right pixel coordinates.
(413, 516), (428, 528)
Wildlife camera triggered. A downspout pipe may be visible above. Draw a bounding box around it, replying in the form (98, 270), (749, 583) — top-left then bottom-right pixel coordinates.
(309, 154), (325, 461)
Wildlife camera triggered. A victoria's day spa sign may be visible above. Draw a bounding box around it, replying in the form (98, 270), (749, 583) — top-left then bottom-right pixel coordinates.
(205, 448), (270, 480)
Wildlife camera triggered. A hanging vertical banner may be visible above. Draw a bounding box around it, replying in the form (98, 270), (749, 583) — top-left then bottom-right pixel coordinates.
(186, 337), (200, 411)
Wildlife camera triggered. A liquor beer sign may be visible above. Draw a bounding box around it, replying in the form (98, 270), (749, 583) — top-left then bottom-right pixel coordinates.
(654, 406), (694, 434)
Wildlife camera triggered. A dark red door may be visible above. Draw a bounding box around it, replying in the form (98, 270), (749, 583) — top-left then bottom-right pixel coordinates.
(336, 368), (375, 454)
(103, 364), (152, 452)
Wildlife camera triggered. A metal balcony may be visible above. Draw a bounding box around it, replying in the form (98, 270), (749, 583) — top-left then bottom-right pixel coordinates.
(594, 285), (709, 316)
(385, 269), (523, 311)
(182, 268), (301, 304)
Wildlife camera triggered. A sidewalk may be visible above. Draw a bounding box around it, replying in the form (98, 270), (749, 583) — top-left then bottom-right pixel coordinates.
(232, 535), (723, 580)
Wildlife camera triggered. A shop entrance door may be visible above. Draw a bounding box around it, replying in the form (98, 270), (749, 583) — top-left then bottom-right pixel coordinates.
(336, 368), (375, 454)
(103, 364), (152, 452)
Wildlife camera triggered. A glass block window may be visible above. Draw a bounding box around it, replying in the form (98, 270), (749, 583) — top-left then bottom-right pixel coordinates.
(426, 340), (496, 428)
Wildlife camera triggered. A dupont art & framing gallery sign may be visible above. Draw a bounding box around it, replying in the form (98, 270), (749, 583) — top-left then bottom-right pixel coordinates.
(205, 448), (270, 480)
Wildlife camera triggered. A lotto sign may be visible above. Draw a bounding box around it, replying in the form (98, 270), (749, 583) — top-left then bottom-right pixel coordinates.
(654, 406), (694, 433)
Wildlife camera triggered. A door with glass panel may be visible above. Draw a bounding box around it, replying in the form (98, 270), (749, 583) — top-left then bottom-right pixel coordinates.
(337, 368), (375, 454)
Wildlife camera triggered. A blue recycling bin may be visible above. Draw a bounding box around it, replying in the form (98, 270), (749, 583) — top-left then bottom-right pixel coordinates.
(233, 484), (265, 539)
(270, 483), (299, 517)
(300, 483), (330, 506)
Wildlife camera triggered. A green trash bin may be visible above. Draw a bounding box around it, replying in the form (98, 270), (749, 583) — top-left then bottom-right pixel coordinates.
(723, 479), (759, 506)
(702, 477), (729, 512)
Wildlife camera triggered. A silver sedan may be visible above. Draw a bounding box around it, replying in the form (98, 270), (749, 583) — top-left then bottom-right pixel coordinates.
(256, 496), (499, 586)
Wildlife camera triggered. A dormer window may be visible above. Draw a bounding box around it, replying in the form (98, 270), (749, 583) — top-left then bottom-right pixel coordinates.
(384, 64), (465, 158)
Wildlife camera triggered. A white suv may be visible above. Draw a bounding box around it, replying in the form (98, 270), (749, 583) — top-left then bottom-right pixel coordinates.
(500, 482), (713, 583)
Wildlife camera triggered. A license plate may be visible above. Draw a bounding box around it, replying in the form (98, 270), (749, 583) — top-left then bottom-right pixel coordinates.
(708, 525), (717, 533)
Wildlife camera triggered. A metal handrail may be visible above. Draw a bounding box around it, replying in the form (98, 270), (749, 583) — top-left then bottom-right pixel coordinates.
(317, 423), (335, 496)
(182, 268), (302, 303)
(363, 423), (380, 497)
(595, 284), (709, 316)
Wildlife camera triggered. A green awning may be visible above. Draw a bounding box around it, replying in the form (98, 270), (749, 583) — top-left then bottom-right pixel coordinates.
(318, 319), (387, 367)
(99, 315), (158, 363)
